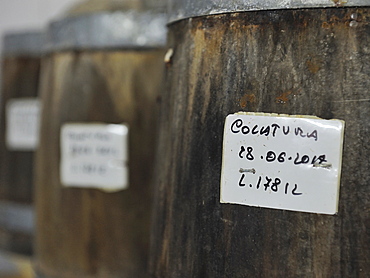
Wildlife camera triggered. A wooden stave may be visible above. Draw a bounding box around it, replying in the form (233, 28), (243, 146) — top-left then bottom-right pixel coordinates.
(34, 49), (164, 278)
(0, 50), (41, 255)
(150, 8), (370, 278)
(0, 56), (41, 204)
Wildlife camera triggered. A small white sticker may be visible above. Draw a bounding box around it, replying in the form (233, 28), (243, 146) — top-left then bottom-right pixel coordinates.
(220, 112), (345, 215)
(6, 98), (41, 151)
(60, 123), (129, 192)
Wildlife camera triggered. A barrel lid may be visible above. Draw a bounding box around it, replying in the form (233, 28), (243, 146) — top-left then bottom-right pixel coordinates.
(2, 31), (45, 57)
(169, 0), (370, 23)
(46, 1), (167, 51)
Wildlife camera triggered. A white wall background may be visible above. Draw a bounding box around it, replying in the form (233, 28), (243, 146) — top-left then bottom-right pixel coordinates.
(0, 0), (81, 38)
(0, 0), (82, 83)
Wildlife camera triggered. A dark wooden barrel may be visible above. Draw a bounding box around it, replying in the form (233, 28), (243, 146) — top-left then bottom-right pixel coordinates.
(0, 31), (43, 255)
(150, 1), (370, 277)
(34, 1), (166, 277)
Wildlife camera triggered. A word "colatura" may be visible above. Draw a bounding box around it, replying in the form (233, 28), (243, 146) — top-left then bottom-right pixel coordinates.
(230, 118), (318, 141)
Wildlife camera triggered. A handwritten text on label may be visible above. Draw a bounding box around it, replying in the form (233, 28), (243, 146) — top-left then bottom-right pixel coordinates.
(6, 98), (41, 151)
(60, 123), (129, 192)
(220, 113), (344, 215)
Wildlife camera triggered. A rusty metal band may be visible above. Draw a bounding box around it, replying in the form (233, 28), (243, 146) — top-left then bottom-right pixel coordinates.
(2, 31), (44, 57)
(0, 201), (34, 234)
(46, 11), (167, 51)
(168, 0), (370, 23)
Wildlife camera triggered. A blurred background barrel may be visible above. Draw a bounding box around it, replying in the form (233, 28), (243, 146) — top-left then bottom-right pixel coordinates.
(0, 31), (43, 255)
(34, 0), (166, 277)
(150, 1), (370, 277)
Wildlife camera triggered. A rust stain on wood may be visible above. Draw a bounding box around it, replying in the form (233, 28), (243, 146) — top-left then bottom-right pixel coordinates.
(275, 90), (293, 104)
(306, 58), (323, 74)
(332, 0), (348, 7)
(240, 94), (256, 108)
(322, 22), (331, 29)
(321, 12), (362, 28)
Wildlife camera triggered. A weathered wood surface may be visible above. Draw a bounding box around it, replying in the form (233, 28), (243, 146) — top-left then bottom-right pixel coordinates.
(34, 50), (164, 277)
(0, 57), (40, 203)
(0, 57), (40, 255)
(150, 8), (370, 278)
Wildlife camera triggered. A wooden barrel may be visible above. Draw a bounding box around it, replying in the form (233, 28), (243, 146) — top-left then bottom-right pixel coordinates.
(150, 1), (370, 277)
(34, 1), (166, 277)
(0, 31), (43, 255)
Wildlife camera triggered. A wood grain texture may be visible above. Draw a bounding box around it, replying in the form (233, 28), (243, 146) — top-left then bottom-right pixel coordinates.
(34, 50), (164, 278)
(150, 8), (370, 278)
(0, 57), (40, 203)
(0, 56), (40, 255)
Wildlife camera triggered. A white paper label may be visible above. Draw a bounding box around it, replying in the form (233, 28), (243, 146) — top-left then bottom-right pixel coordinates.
(6, 98), (41, 151)
(220, 113), (345, 215)
(60, 123), (129, 192)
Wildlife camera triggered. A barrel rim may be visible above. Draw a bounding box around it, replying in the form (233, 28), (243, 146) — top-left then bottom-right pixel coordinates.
(46, 10), (168, 51)
(2, 31), (45, 57)
(168, 0), (370, 23)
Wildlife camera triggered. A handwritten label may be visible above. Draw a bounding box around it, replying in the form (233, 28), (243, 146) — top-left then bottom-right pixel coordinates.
(6, 98), (41, 151)
(220, 113), (345, 215)
(60, 123), (129, 192)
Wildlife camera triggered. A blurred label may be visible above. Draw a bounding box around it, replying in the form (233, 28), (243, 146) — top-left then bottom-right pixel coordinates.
(6, 98), (41, 151)
(220, 112), (345, 215)
(60, 123), (129, 192)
